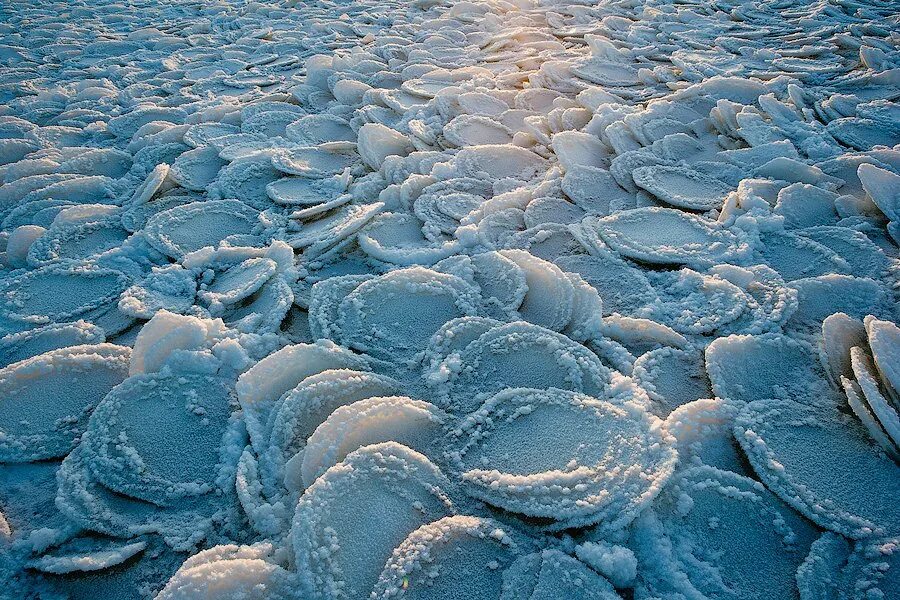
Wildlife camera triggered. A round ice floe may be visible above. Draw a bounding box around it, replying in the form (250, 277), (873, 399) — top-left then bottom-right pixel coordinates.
(237, 341), (371, 452)
(266, 174), (348, 206)
(108, 107), (186, 140)
(301, 396), (448, 488)
(222, 276), (293, 335)
(401, 78), (456, 99)
(787, 275), (889, 330)
(435, 192), (483, 221)
(307, 275), (374, 342)
(447, 386), (675, 531)
(633, 348), (712, 416)
(422, 317), (504, 379)
(144, 200), (260, 259)
(820, 312), (868, 386)
(290, 195), (354, 222)
(372, 515), (535, 599)
(498, 250), (574, 332)
(634, 466), (818, 600)
(358, 212), (459, 266)
(632, 165), (732, 211)
(523, 197), (585, 229)
(866, 317), (900, 404)
(664, 398), (746, 474)
(756, 231), (849, 282)
(799, 226), (888, 280)
(0, 320), (105, 368)
(561, 165), (634, 215)
(412, 192), (460, 242)
(594, 208), (748, 266)
(119, 265), (197, 319)
(129, 164), (171, 206)
(214, 153), (285, 209)
(706, 333), (826, 406)
(268, 370), (400, 482)
(706, 264), (797, 335)
(735, 397), (900, 538)
(293, 442), (457, 600)
(286, 202), (383, 254)
(216, 139), (282, 162)
(450, 145), (548, 181)
(169, 146), (227, 191)
(508, 224), (588, 264)
(501, 550), (620, 600)
(338, 267), (481, 363)
(158, 543), (299, 600)
(199, 257), (277, 306)
(86, 373), (237, 505)
(596, 314), (688, 356)
(286, 114), (356, 146)
(646, 268), (748, 334)
(827, 118), (898, 152)
(121, 195), (193, 234)
(555, 253), (656, 317)
(0, 264), (130, 327)
(26, 216), (129, 266)
(240, 110), (301, 138)
(551, 131), (609, 171)
(572, 59), (639, 87)
(439, 321), (611, 414)
(182, 123), (241, 148)
(0, 344), (130, 462)
(773, 183), (840, 229)
(839, 537), (900, 600)
(271, 147), (358, 178)
(437, 252), (527, 319)
(443, 115), (512, 147)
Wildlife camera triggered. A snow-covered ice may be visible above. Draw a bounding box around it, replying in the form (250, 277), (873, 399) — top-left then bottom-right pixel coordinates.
(0, 0), (898, 597)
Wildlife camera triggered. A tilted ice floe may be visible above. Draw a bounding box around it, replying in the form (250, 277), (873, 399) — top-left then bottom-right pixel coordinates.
(0, 0), (898, 596)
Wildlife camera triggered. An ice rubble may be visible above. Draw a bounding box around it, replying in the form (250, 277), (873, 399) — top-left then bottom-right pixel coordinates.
(0, 0), (898, 597)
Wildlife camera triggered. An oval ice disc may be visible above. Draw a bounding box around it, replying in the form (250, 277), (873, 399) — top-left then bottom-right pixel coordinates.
(0, 344), (130, 462)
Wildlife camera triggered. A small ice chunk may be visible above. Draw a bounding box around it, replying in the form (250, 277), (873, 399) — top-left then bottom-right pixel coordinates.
(158, 544), (298, 600)
(574, 542), (637, 589)
(5, 225), (45, 268)
(357, 123), (412, 170)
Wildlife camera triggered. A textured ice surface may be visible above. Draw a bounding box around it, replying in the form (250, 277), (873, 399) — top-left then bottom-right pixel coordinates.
(0, 0), (898, 597)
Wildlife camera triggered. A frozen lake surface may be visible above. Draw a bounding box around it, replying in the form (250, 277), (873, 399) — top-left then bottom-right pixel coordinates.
(0, 0), (898, 597)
